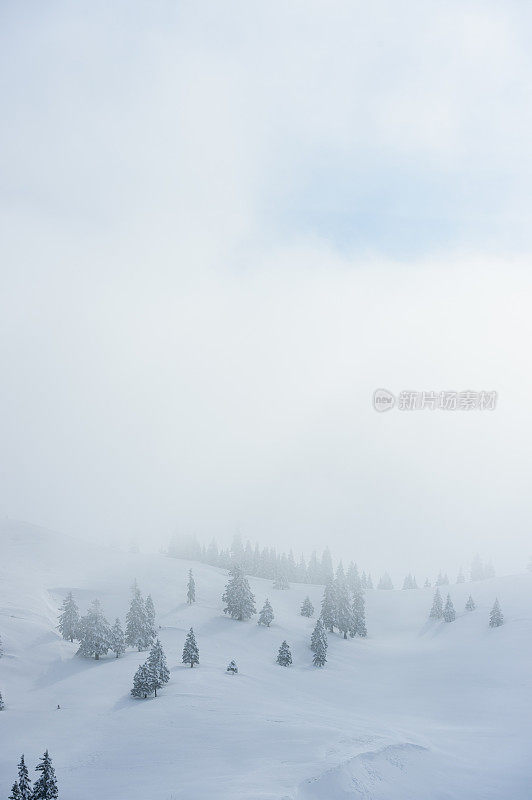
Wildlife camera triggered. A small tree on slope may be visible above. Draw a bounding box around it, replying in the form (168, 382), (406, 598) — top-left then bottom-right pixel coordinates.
(110, 618), (126, 658)
(258, 599), (274, 627)
(429, 588), (443, 620)
(276, 640), (292, 666)
(126, 581), (151, 651)
(58, 591), (80, 642)
(145, 594), (156, 631)
(187, 570), (196, 604)
(32, 750), (58, 800)
(300, 596), (314, 617)
(17, 754), (31, 800)
(350, 592), (368, 637)
(9, 783), (21, 800)
(222, 566), (256, 621)
(77, 599), (110, 660)
(131, 663), (152, 698)
(335, 570), (353, 639)
(147, 638), (170, 695)
(443, 594), (456, 622)
(489, 598), (504, 627)
(310, 619), (327, 667)
(320, 580), (336, 633)
(465, 595), (476, 612)
(182, 628), (199, 667)
(273, 574), (289, 590)
(226, 660), (238, 674)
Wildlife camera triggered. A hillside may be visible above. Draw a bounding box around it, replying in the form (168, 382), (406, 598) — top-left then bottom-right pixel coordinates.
(0, 520), (531, 799)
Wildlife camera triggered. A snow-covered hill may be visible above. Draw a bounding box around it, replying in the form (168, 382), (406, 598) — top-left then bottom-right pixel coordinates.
(0, 520), (531, 799)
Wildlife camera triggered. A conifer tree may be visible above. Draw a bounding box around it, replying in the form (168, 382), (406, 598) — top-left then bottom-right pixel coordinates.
(182, 627), (199, 667)
(77, 599), (110, 659)
(146, 638), (170, 695)
(443, 594), (456, 622)
(334, 569), (353, 639)
(258, 599), (274, 627)
(429, 588), (443, 620)
(17, 755), (31, 800)
(320, 579), (336, 633)
(126, 581), (151, 651)
(465, 594), (476, 612)
(110, 618), (126, 658)
(222, 566), (256, 621)
(32, 750), (58, 800)
(378, 573), (393, 590)
(489, 598), (504, 627)
(366, 573), (374, 590)
(456, 567), (465, 584)
(187, 569), (196, 604)
(0, 634), (3, 657)
(346, 562), (361, 593)
(226, 660), (238, 674)
(145, 594), (156, 631)
(424, 578), (431, 588)
(9, 783), (21, 800)
(0, 690), (4, 710)
(272, 574), (289, 590)
(131, 662), (152, 698)
(276, 640), (292, 666)
(57, 591), (80, 642)
(351, 591), (368, 637)
(300, 596), (314, 617)
(310, 619), (327, 667)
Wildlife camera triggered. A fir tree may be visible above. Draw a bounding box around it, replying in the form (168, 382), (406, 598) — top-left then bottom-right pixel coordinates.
(226, 660), (238, 674)
(146, 638), (170, 695)
(77, 599), (110, 660)
(346, 562), (361, 593)
(272, 574), (289, 590)
(0, 690), (4, 710)
(9, 783), (21, 800)
(222, 566), (256, 621)
(443, 594), (456, 622)
(276, 640), (292, 666)
(429, 588), (443, 620)
(15, 755), (31, 800)
(110, 618), (126, 658)
(126, 581), (152, 651)
(310, 619), (327, 667)
(182, 627), (199, 667)
(489, 598), (504, 627)
(424, 578), (431, 588)
(378, 573), (394, 590)
(32, 750), (58, 800)
(131, 662), (152, 698)
(465, 594), (476, 612)
(456, 567), (465, 584)
(320, 579), (336, 633)
(334, 568), (353, 639)
(57, 591), (80, 642)
(366, 573), (374, 590)
(258, 599), (274, 627)
(300, 596), (314, 617)
(145, 594), (156, 631)
(351, 591), (368, 637)
(187, 570), (196, 604)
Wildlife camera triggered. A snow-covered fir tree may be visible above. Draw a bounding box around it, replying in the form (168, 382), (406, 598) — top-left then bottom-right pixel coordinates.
(346, 562), (361, 593)
(465, 594), (476, 611)
(403, 574), (418, 589)
(272, 574), (289, 590)
(226, 660), (238, 674)
(300, 596), (314, 617)
(9, 783), (21, 800)
(0, 690), (4, 710)
(366, 573), (374, 590)
(436, 571), (449, 586)
(429, 588), (443, 619)
(0, 634), (3, 657)
(146, 638), (170, 695)
(334, 565), (353, 639)
(145, 594), (156, 631)
(110, 618), (126, 658)
(187, 569), (196, 604)
(77, 598), (110, 660)
(424, 578), (431, 588)
(320, 579), (336, 633)
(350, 591), (367, 637)
(378, 572), (394, 590)
(57, 591), (80, 642)
(456, 567), (465, 584)
(182, 627), (199, 667)
(258, 598), (274, 627)
(222, 565), (256, 621)
(443, 594), (456, 622)
(131, 662), (152, 698)
(32, 750), (58, 800)
(125, 581), (152, 651)
(310, 619), (327, 667)
(16, 755), (31, 800)
(276, 640), (292, 666)
(489, 598), (504, 627)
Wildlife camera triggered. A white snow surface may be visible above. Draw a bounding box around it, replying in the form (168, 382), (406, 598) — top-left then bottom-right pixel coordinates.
(0, 520), (530, 799)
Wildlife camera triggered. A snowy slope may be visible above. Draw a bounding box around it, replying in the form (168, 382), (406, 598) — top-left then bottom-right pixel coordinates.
(0, 520), (531, 799)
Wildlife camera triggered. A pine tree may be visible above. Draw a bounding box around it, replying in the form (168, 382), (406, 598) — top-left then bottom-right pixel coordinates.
(424, 578), (431, 588)
(222, 566), (256, 621)
(9, 783), (21, 800)
(346, 562), (361, 593)
(0, 634), (3, 657)
(351, 591), (368, 637)
(0, 690), (4, 710)
(429, 588), (443, 620)
(489, 598), (504, 627)
(110, 618), (126, 658)
(258, 599), (274, 627)
(320, 579), (336, 633)
(131, 662), (152, 698)
(276, 640), (292, 666)
(182, 627), (199, 667)
(378, 573), (394, 590)
(17, 755), (31, 800)
(145, 594), (156, 631)
(146, 638), (170, 695)
(465, 594), (476, 612)
(32, 750), (58, 800)
(443, 594), (456, 622)
(310, 619), (327, 667)
(187, 570), (196, 604)
(334, 568), (353, 639)
(300, 596), (314, 617)
(77, 599), (110, 659)
(126, 581), (152, 651)
(272, 574), (289, 590)
(57, 591), (80, 642)
(226, 660), (238, 674)
(366, 573), (374, 590)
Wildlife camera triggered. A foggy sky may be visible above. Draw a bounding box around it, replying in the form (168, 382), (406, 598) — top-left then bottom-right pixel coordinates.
(1, 1), (532, 580)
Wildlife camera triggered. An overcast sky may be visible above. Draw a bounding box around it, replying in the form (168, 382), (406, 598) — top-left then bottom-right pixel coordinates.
(1, 1), (531, 579)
